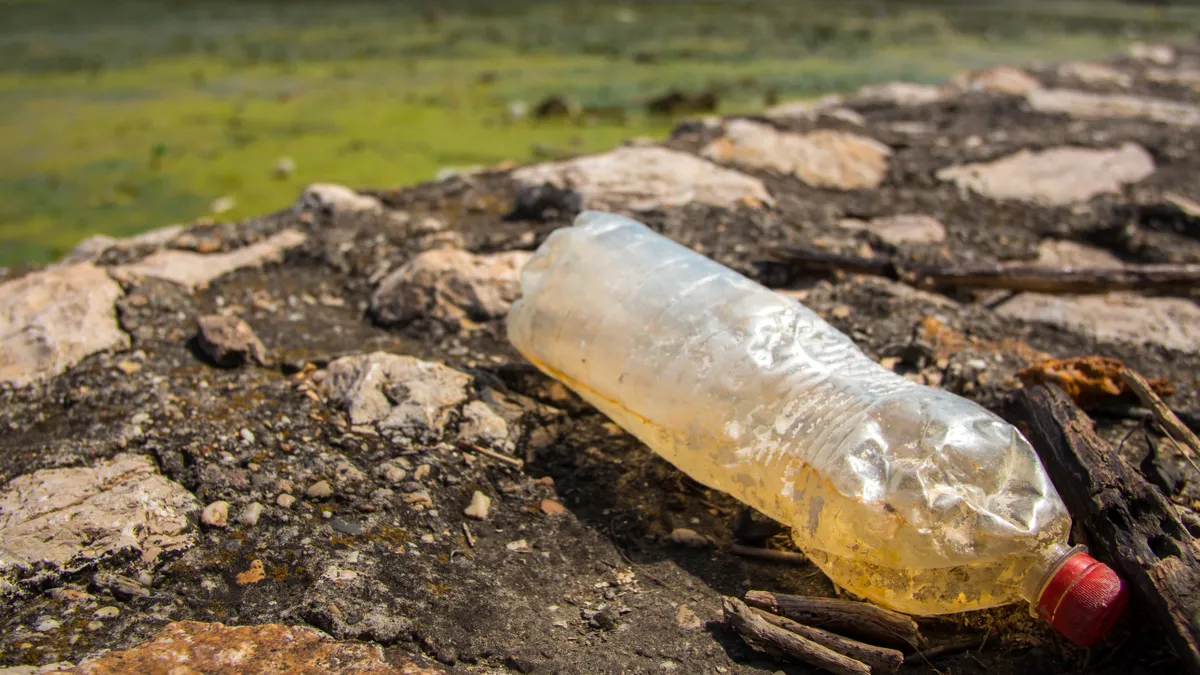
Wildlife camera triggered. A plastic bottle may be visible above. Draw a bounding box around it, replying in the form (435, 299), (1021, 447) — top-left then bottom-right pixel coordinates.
(507, 211), (1129, 645)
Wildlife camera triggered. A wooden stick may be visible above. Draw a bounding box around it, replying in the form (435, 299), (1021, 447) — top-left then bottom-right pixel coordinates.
(1008, 384), (1200, 675)
(744, 591), (921, 649)
(723, 597), (870, 675)
(730, 543), (809, 564)
(1122, 369), (1200, 477)
(458, 442), (524, 468)
(751, 607), (903, 673)
(769, 246), (1200, 294)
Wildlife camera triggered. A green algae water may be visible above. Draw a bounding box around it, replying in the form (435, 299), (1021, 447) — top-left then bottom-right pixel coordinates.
(1, 0), (1198, 265)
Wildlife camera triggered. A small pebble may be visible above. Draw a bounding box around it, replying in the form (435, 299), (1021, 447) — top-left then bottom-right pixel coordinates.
(306, 480), (333, 499)
(540, 499), (566, 516)
(240, 428), (256, 443)
(666, 528), (709, 548)
(35, 619), (61, 632)
(464, 491), (491, 520)
(240, 502), (264, 527)
(201, 500), (230, 528)
(94, 606), (120, 619)
(421, 534), (436, 543)
(277, 493), (296, 508)
(87, 621), (103, 631)
(414, 464), (431, 481)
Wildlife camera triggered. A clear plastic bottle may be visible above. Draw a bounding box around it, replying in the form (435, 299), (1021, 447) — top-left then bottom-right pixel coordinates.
(508, 211), (1128, 645)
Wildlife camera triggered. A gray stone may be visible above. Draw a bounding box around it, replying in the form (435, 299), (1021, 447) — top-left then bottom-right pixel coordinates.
(0, 454), (198, 594)
(322, 352), (472, 441)
(996, 292), (1200, 353)
(511, 146), (774, 212)
(936, 143), (1155, 205)
(371, 249), (531, 329)
(457, 400), (511, 447)
(701, 120), (891, 190)
(113, 229), (307, 291)
(838, 214), (947, 246)
(1027, 89), (1200, 127)
(195, 315), (267, 367)
(0, 263), (129, 387)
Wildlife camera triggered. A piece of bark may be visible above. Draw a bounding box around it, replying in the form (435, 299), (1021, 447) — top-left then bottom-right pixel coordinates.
(769, 246), (1200, 294)
(1008, 384), (1200, 675)
(723, 597), (870, 675)
(751, 607), (903, 673)
(743, 591), (921, 649)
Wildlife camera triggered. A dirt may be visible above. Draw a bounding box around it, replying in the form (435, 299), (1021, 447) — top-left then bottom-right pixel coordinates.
(3, 46), (1200, 674)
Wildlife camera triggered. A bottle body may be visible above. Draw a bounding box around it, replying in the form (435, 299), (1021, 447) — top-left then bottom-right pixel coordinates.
(507, 211), (1072, 615)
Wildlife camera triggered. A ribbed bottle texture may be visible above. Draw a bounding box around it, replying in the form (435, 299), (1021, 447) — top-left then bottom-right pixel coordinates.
(508, 211), (1074, 616)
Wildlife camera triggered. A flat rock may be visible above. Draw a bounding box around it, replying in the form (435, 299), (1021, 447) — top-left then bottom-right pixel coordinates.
(1057, 61), (1133, 88)
(371, 249), (531, 328)
(60, 225), (186, 265)
(701, 120), (892, 190)
(996, 292), (1200, 353)
(838, 214), (947, 246)
(323, 352), (471, 442)
(936, 143), (1155, 205)
(1035, 240), (1124, 268)
(510, 146), (773, 212)
(1027, 89), (1200, 127)
(62, 620), (440, 674)
(195, 314), (267, 367)
(1146, 68), (1200, 90)
(0, 454), (198, 593)
(0, 263), (128, 387)
(113, 229), (307, 291)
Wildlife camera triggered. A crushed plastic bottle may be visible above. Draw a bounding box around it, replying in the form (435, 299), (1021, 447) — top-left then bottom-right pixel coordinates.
(507, 211), (1129, 646)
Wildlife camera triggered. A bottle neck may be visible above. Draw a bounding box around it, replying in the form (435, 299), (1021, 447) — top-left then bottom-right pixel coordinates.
(1021, 542), (1086, 610)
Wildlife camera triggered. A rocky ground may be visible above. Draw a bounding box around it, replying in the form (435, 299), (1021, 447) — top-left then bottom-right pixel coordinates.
(2, 42), (1200, 675)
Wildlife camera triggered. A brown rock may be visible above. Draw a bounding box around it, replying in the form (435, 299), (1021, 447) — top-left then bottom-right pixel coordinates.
(0, 454), (198, 594)
(511, 146), (773, 212)
(540, 499), (566, 516)
(113, 229), (307, 291)
(62, 621), (441, 674)
(371, 249), (531, 329)
(235, 559), (266, 585)
(936, 143), (1154, 205)
(196, 315), (267, 367)
(701, 120), (891, 190)
(0, 263), (129, 387)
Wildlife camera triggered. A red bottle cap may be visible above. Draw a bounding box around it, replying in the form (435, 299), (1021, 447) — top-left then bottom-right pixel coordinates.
(1036, 552), (1128, 646)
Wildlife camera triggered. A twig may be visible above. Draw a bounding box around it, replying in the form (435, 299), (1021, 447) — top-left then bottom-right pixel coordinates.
(458, 442), (524, 468)
(752, 607), (903, 673)
(1122, 369), (1200, 478)
(1008, 384), (1200, 674)
(730, 543), (809, 564)
(769, 246), (1200, 294)
(903, 636), (988, 664)
(723, 597), (871, 675)
(744, 590), (921, 649)
(462, 522), (475, 548)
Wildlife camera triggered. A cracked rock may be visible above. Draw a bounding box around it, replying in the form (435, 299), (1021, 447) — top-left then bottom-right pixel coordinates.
(113, 229), (307, 291)
(323, 352), (471, 443)
(371, 249), (531, 329)
(0, 454), (198, 595)
(0, 263), (129, 387)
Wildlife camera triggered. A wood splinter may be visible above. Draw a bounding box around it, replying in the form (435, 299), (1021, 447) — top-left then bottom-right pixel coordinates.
(723, 597), (872, 675)
(744, 590), (922, 649)
(751, 606), (903, 673)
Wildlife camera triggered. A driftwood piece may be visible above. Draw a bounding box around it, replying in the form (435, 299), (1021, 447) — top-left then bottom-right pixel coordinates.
(751, 607), (903, 673)
(769, 246), (1200, 294)
(1008, 384), (1200, 675)
(723, 597), (870, 675)
(744, 591), (921, 649)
